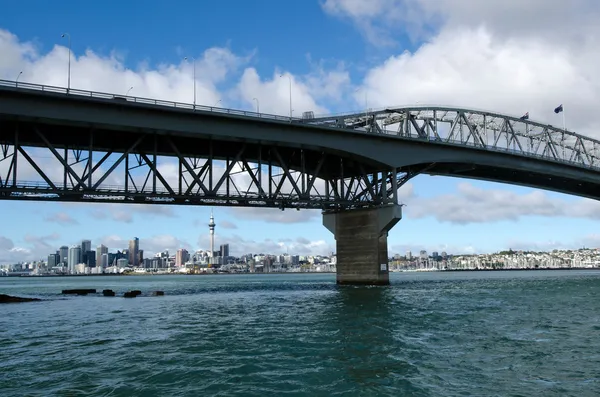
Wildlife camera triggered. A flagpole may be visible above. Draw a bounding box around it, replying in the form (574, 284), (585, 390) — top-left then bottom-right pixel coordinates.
(562, 106), (566, 159)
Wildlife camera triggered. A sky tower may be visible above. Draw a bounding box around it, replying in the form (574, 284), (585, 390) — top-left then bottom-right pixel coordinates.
(209, 209), (216, 258)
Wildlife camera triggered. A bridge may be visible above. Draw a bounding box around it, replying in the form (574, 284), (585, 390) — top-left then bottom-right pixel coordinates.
(1, 79), (600, 285)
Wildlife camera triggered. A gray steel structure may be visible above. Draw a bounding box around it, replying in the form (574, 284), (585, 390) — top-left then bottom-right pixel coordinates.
(1, 79), (600, 210)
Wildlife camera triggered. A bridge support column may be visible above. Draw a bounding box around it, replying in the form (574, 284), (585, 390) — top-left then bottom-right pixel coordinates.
(323, 205), (402, 285)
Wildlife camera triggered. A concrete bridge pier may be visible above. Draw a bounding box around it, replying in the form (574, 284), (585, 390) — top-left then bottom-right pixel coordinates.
(323, 204), (402, 285)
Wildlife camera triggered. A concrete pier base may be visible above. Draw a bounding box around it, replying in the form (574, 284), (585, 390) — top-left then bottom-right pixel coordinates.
(324, 205), (402, 285)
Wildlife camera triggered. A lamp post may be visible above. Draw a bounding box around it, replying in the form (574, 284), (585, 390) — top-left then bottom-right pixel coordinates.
(214, 99), (221, 107)
(280, 74), (292, 121)
(126, 86), (134, 96)
(184, 57), (196, 107)
(253, 97), (260, 113)
(16, 71), (22, 84)
(355, 87), (368, 127)
(61, 33), (71, 92)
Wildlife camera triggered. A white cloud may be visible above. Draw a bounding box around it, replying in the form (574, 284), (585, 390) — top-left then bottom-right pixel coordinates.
(322, 0), (600, 47)
(220, 220), (237, 230)
(228, 207), (320, 224)
(403, 181), (600, 224)
(44, 212), (79, 225)
(0, 233), (61, 263)
(235, 69), (328, 117)
(324, 1), (600, 136)
(198, 233), (334, 257)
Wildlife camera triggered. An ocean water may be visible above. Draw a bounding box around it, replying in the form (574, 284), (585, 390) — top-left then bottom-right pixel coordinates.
(1, 271), (600, 396)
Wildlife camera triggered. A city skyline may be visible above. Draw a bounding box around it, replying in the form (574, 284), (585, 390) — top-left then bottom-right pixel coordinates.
(2, 1), (600, 264)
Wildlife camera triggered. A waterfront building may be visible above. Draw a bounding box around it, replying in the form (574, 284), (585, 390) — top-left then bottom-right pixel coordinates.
(128, 238), (139, 267)
(100, 253), (109, 269)
(59, 246), (69, 264)
(81, 240), (91, 264)
(176, 249), (189, 267)
(220, 243), (229, 259)
(67, 246), (81, 274)
(47, 253), (60, 268)
(96, 245), (108, 269)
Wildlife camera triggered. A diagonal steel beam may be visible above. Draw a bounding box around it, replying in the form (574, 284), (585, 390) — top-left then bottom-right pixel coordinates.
(272, 147), (302, 198)
(93, 136), (145, 189)
(17, 147), (57, 190)
(33, 127), (85, 188)
(139, 153), (176, 195)
(165, 137), (210, 195)
(212, 145), (246, 194)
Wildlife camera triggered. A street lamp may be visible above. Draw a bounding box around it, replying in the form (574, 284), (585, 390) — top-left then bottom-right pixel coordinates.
(61, 33), (71, 92)
(355, 87), (368, 124)
(280, 74), (292, 121)
(214, 99), (221, 107)
(253, 97), (260, 113)
(126, 86), (134, 96)
(184, 57), (196, 107)
(16, 71), (22, 84)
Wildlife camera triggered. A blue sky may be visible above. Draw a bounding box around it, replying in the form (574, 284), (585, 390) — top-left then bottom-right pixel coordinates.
(1, 0), (600, 262)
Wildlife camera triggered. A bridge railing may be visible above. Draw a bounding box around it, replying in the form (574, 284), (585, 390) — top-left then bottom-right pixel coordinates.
(4, 180), (338, 201)
(0, 79), (298, 123)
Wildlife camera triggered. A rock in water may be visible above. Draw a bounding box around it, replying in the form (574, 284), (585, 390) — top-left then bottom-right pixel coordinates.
(62, 289), (96, 295)
(0, 294), (41, 303)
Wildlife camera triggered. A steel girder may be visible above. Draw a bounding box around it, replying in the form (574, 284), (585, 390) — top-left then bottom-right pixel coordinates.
(302, 107), (600, 170)
(0, 123), (409, 210)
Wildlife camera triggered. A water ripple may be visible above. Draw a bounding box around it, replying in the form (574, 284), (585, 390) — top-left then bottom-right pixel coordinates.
(2, 272), (600, 396)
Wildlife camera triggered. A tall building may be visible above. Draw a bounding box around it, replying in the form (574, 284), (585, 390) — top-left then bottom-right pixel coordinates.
(176, 249), (189, 266)
(100, 253), (109, 268)
(209, 210), (216, 258)
(59, 246), (69, 264)
(81, 240), (91, 264)
(128, 237), (139, 267)
(47, 253), (60, 268)
(96, 245), (108, 269)
(220, 243), (229, 259)
(68, 246), (81, 274)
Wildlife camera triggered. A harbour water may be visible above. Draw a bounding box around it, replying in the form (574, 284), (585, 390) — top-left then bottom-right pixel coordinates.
(2, 270), (600, 396)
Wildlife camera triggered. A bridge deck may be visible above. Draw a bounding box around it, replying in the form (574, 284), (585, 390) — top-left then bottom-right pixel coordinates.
(1, 80), (600, 207)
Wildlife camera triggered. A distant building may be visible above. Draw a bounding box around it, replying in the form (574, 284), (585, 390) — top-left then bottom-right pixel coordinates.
(59, 246), (69, 264)
(100, 253), (109, 268)
(220, 243), (229, 258)
(176, 249), (189, 267)
(96, 245), (108, 269)
(47, 253), (60, 268)
(81, 240), (91, 264)
(129, 238), (139, 267)
(68, 246), (81, 274)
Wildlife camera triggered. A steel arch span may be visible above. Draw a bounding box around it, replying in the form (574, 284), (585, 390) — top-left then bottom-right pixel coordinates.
(1, 79), (600, 208)
(300, 106), (600, 200)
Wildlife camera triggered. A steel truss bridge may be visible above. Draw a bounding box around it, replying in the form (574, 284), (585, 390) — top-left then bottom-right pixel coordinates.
(1, 79), (600, 210)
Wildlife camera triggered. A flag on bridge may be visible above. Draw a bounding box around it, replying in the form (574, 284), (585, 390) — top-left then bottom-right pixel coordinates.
(520, 112), (529, 120)
(554, 104), (563, 114)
